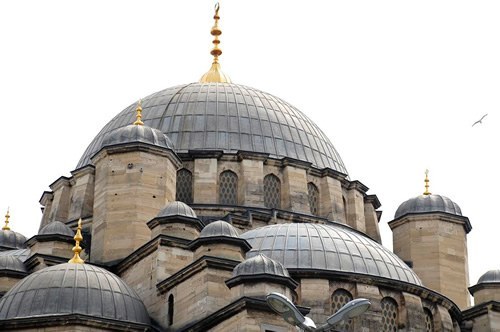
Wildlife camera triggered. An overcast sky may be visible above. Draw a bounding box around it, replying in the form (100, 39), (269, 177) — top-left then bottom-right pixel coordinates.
(0, 1), (498, 294)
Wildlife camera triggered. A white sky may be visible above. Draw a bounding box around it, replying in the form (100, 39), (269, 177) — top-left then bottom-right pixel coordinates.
(0, 1), (498, 291)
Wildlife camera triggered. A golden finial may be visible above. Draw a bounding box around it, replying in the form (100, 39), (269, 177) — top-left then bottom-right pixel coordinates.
(2, 207), (10, 231)
(133, 99), (144, 126)
(68, 219), (85, 264)
(199, 2), (232, 83)
(423, 169), (432, 195)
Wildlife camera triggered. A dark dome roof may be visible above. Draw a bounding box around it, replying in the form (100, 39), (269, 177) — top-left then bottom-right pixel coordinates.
(200, 220), (240, 238)
(0, 256), (27, 273)
(0, 249), (30, 262)
(232, 253), (290, 278)
(101, 124), (174, 151)
(0, 263), (150, 325)
(395, 194), (462, 219)
(0, 229), (27, 250)
(241, 223), (422, 285)
(477, 270), (500, 284)
(77, 83), (348, 174)
(39, 221), (74, 237)
(157, 201), (197, 219)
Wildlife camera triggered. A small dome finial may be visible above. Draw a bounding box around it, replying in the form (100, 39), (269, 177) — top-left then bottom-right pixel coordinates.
(2, 207), (11, 231)
(423, 169), (432, 195)
(133, 99), (144, 126)
(199, 2), (232, 83)
(68, 219), (85, 264)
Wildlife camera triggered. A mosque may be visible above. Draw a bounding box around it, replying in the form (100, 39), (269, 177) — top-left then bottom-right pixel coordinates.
(0, 4), (499, 332)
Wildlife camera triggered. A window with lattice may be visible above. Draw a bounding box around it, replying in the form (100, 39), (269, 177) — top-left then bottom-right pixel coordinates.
(308, 182), (319, 215)
(331, 289), (354, 331)
(219, 170), (238, 205)
(264, 174), (281, 208)
(381, 297), (398, 332)
(424, 308), (434, 332)
(176, 169), (193, 204)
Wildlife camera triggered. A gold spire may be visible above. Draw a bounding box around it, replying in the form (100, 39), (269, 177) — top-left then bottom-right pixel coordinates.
(133, 99), (144, 126)
(68, 219), (85, 264)
(2, 208), (10, 231)
(423, 169), (432, 195)
(199, 2), (232, 83)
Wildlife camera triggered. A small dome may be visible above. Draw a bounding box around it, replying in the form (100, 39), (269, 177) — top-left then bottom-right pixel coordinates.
(157, 201), (197, 219)
(0, 229), (27, 250)
(0, 248), (31, 262)
(39, 221), (74, 237)
(101, 124), (174, 150)
(0, 263), (150, 325)
(232, 254), (290, 278)
(395, 194), (462, 219)
(0, 256), (27, 274)
(200, 220), (240, 238)
(477, 270), (500, 284)
(242, 223), (422, 285)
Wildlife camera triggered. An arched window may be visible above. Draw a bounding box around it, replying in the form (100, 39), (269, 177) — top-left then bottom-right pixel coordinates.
(381, 297), (398, 331)
(176, 169), (193, 204)
(307, 182), (319, 215)
(424, 308), (434, 332)
(219, 170), (238, 205)
(168, 294), (174, 326)
(264, 174), (281, 208)
(331, 289), (354, 331)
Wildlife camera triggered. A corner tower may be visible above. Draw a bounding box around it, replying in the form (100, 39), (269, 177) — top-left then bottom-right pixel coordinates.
(388, 171), (472, 308)
(90, 102), (181, 263)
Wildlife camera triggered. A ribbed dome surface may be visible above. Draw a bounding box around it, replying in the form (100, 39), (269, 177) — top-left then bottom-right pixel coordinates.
(0, 249), (30, 262)
(395, 194), (462, 219)
(0, 230), (27, 250)
(0, 256), (27, 273)
(101, 124), (174, 151)
(241, 223), (422, 285)
(157, 201), (197, 219)
(0, 263), (150, 325)
(39, 221), (74, 237)
(200, 220), (240, 238)
(478, 270), (500, 284)
(232, 253), (290, 278)
(77, 83), (348, 174)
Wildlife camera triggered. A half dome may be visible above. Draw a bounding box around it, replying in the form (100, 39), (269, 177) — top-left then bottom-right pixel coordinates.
(232, 253), (290, 279)
(477, 270), (500, 284)
(241, 223), (422, 285)
(101, 124), (174, 151)
(77, 83), (348, 174)
(0, 256), (27, 274)
(157, 201), (197, 219)
(0, 263), (150, 325)
(395, 194), (462, 219)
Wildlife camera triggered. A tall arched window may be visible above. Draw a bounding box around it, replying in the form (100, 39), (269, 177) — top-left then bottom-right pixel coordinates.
(381, 297), (398, 331)
(307, 182), (319, 215)
(176, 169), (193, 204)
(168, 294), (174, 326)
(424, 308), (434, 332)
(331, 289), (354, 331)
(264, 174), (281, 208)
(219, 170), (238, 205)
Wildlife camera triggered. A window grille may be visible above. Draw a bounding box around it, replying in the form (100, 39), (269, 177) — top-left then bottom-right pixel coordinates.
(176, 169), (193, 204)
(381, 297), (398, 331)
(424, 308), (434, 332)
(219, 170), (238, 205)
(308, 182), (319, 215)
(331, 289), (354, 331)
(264, 174), (281, 208)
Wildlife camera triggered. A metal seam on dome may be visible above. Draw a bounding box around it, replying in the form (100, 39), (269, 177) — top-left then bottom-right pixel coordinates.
(343, 227), (372, 275)
(245, 87), (267, 153)
(156, 83), (194, 139)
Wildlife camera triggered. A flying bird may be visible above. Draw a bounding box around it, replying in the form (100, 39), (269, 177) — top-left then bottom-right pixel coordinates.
(472, 113), (488, 127)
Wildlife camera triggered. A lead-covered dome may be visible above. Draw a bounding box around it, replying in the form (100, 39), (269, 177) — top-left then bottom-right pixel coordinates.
(200, 220), (240, 238)
(241, 223), (422, 285)
(0, 229), (27, 250)
(39, 221), (74, 237)
(101, 123), (174, 151)
(0, 263), (150, 325)
(477, 270), (500, 284)
(157, 201), (197, 219)
(77, 83), (348, 174)
(395, 194), (462, 219)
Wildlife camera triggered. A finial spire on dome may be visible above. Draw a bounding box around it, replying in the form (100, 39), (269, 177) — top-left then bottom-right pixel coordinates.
(133, 99), (144, 126)
(2, 207), (10, 231)
(68, 219), (85, 264)
(423, 169), (431, 195)
(199, 2), (232, 83)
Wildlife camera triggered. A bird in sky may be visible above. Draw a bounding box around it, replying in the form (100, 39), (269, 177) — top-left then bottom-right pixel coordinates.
(472, 113), (488, 127)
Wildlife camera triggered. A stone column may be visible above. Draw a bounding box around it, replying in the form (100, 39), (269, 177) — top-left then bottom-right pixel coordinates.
(345, 181), (368, 233)
(319, 169), (347, 223)
(282, 158), (311, 214)
(238, 151), (267, 207)
(364, 194), (381, 243)
(68, 165), (95, 221)
(192, 151), (222, 204)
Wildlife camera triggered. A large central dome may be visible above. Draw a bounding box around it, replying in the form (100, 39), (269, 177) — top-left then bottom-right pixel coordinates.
(77, 83), (348, 173)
